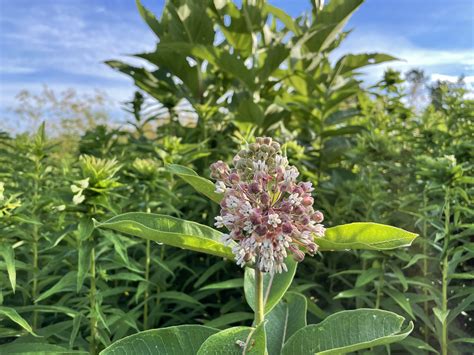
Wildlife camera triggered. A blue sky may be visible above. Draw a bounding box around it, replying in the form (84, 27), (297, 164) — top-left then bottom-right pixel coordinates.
(1, 0), (473, 127)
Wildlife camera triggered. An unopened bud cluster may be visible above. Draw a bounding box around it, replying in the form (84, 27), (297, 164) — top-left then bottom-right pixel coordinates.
(211, 137), (325, 274)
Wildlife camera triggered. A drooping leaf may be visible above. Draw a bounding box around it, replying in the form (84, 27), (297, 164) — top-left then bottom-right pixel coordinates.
(244, 257), (297, 315)
(266, 292), (307, 355)
(282, 309), (413, 354)
(0, 244), (16, 291)
(35, 271), (77, 303)
(100, 325), (218, 355)
(95, 212), (234, 259)
(317, 223), (418, 251)
(167, 164), (223, 204)
(0, 306), (37, 336)
(335, 53), (398, 76)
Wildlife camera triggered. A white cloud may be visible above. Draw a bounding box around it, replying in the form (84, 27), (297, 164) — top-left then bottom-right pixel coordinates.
(431, 73), (474, 84)
(333, 31), (474, 86)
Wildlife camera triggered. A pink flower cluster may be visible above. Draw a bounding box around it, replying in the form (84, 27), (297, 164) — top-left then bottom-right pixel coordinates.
(211, 137), (325, 274)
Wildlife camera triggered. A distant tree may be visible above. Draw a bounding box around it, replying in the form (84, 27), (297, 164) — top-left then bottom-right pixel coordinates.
(405, 68), (427, 109)
(3, 85), (111, 138)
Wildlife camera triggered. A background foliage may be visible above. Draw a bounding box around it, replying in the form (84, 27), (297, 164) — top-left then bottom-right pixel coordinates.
(0, 0), (472, 354)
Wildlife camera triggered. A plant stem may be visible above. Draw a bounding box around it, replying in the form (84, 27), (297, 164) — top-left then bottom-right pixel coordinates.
(254, 269), (264, 326)
(32, 225), (38, 330)
(89, 243), (97, 355)
(441, 188), (450, 355)
(422, 192), (429, 343)
(144, 239), (150, 330)
(31, 160), (40, 330)
(375, 260), (385, 309)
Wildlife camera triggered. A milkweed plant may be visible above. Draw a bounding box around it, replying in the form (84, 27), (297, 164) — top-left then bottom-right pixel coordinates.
(94, 137), (418, 355)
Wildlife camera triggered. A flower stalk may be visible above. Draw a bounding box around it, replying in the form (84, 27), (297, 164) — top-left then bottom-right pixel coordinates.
(254, 269), (264, 326)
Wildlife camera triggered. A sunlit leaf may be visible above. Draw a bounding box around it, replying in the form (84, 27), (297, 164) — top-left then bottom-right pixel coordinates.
(282, 309), (413, 354)
(95, 212), (234, 259)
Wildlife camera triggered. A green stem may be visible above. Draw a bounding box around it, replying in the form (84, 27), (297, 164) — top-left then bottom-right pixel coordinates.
(144, 239), (150, 330)
(441, 188), (450, 355)
(32, 226), (38, 330)
(254, 269), (264, 326)
(89, 244), (97, 354)
(422, 192), (430, 344)
(31, 160), (40, 330)
(375, 260), (385, 309)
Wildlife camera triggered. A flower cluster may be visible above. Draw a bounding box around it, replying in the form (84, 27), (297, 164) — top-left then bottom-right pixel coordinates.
(211, 137), (325, 274)
(71, 178), (89, 205)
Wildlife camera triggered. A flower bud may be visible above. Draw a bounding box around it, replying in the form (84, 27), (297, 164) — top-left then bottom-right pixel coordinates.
(255, 224), (268, 236)
(293, 186), (304, 195)
(301, 216), (310, 225)
(292, 248), (305, 262)
(229, 173), (240, 184)
(249, 143), (260, 151)
(260, 192), (270, 205)
(302, 196), (314, 206)
(282, 222), (293, 234)
(250, 212), (262, 225)
(249, 182), (261, 194)
(294, 205), (305, 215)
(263, 137), (272, 145)
(313, 210), (324, 223)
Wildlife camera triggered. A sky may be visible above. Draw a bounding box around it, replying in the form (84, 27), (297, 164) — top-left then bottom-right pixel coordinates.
(1, 0), (473, 128)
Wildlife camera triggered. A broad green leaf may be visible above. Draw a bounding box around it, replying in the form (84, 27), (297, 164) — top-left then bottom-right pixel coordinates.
(0, 306), (37, 336)
(35, 271), (77, 303)
(95, 212), (234, 259)
(266, 292), (307, 355)
(335, 53), (398, 76)
(209, 1), (253, 58)
(100, 325), (218, 355)
(257, 44), (290, 84)
(167, 164), (223, 204)
(324, 108), (360, 125)
(137, 49), (201, 99)
(282, 309), (413, 355)
(303, 0), (364, 53)
(197, 323), (266, 355)
(244, 257), (297, 315)
(235, 98), (265, 126)
(317, 223), (418, 251)
(0, 244), (15, 291)
(136, 0), (162, 38)
(264, 4), (300, 34)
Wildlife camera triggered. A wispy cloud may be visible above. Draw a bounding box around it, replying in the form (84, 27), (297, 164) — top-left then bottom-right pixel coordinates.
(334, 31), (474, 86)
